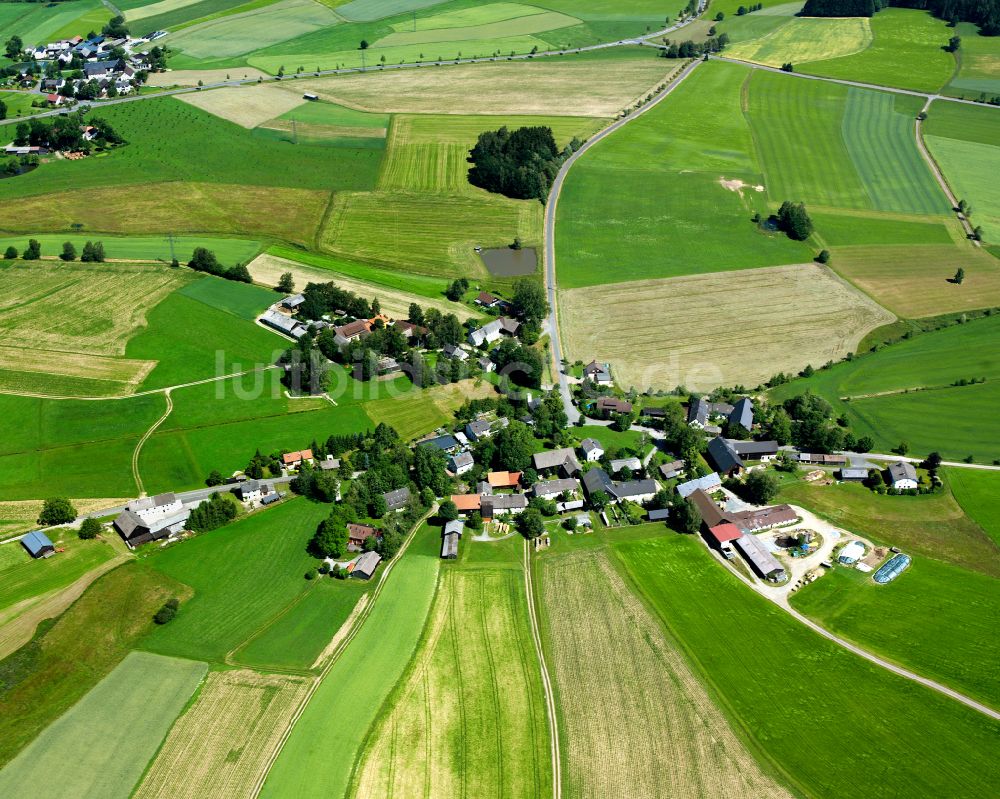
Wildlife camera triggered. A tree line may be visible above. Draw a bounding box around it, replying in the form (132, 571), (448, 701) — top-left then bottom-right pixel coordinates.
(801, 0), (999, 34)
(3, 239), (106, 261)
(12, 114), (122, 152)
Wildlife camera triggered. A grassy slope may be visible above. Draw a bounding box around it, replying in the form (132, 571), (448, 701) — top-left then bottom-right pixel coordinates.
(0, 652), (206, 799)
(556, 60), (811, 289)
(139, 498), (336, 666)
(0, 563), (190, 767)
(259, 521), (440, 799)
(946, 466), (1000, 546)
(946, 22), (1000, 95)
(617, 534), (1000, 799)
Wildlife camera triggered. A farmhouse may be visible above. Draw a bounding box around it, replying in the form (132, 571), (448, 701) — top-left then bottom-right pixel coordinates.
(888, 461), (919, 490)
(612, 479), (658, 503)
(532, 478), (579, 500)
(394, 320), (427, 340)
(441, 520), (464, 559)
(731, 440), (779, 461)
(478, 356), (495, 373)
(706, 522), (742, 558)
(595, 396), (632, 417)
(282, 449), (314, 469)
(481, 494), (528, 518)
(448, 451), (475, 476)
(450, 494), (482, 513)
(687, 398), (710, 427)
(659, 460), (685, 480)
(582, 360), (612, 385)
(731, 504), (797, 533)
(733, 534), (786, 581)
(487, 471), (522, 488)
(261, 309), (306, 339)
(465, 419), (492, 441)
(580, 438), (604, 462)
(676, 472), (722, 498)
(349, 550), (381, 580)
(21, 531), (55, 559)
(687, 488), (727, 528)
(729, 398), (754, 432)
(467, 317), (520, 347)
(127, 493), (183, 523)
(114, 507), (189, 547)
(318, 456), (341, 471)
(383, 487), (411, 512)
(533, 448), (581, 476)
(475, 291), (506, 309)
(609, 457), (642, 474)
(640, 406), (667, 420)
(236, 480), (268, 503)
(281, 293), (305, 311)
(706, 437), (743, 477)
(347, 523), (379, 552)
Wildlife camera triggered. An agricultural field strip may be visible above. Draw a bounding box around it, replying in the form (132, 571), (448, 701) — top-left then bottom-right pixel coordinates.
(523, 538), (560, 799)
(708, 538), (1000, 720)
(249, 504), (437, 797)
(131, 389), (175, 498)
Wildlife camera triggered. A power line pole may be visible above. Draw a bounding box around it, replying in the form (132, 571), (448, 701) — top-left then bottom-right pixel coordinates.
(361, 48), (366, 72)
(291, 118), (298, 145)
(166, 232), (176, 263)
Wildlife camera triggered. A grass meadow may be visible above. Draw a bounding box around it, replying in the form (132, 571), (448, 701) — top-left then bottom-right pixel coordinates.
(726, 16), (872, 66)
(537, 548), (793, 798)
(790, 558), (1000, 709)
(349, 568), (552, 799)
(259, 522), (440, 799)
(0, 234), (261, 265)
(556, 60), (812, 289)
(0, 652), (206, 799)
(139, 498), (336, 665)
(946, 22), (1000, 96)
(0, 0), (109, 43)
(947, 467), (1000, 546)
(770, 314), (1000, 462)
(803, 8), (955, 93)
(617, 534), (1000, 799)
(0, 563), (190, 767)
(363, 380), (495, 441)
(125, 0), (271, 36)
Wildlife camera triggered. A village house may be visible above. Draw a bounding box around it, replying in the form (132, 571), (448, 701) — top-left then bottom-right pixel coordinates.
(647, 508), (670, 522)
(349, 550), (381, 580)
(582, 468), (657, 505)
(609, 457), (642, 474)
(532, 478), (580, 501)
(676, 472), (723, 498)
(481, 494), (528, 518)
(533, 448), (581, 477)
(465, 419), (492, 441)
(595, 396), (632, 418)
(730, 398), (755, 433)
(282, 449), (314, 469)
(731, 440), (779, 461)
(659, 460), (686, 480)
(706, 436), (744, 477)
(448, 451), (475, 476)
(580, 438), (604, 462)
(383, 486), (411, 512)
(582, 360), (612, 386)
(888, 461), (919, 490)
(419, 434), (460, 453)
(839, 467), (869, 482)
(347, 523), (379, 552)
(467, 317), (520, 347)
(475, 291), (506, 309)
(478, 356), (495, 373)
(487, 470), (522, 489)
(236, 480), (269, 503)
(450, 494), (482, 514)
(442, 343), (469, 362)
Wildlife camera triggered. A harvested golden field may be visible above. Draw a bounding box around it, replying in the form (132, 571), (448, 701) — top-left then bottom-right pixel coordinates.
(134, 669), (312, 799)
(831, 243), (1000, 317)
(349, 569), (551, 799)
(246, 253), (474, 320)
(288, 54), (678, 117)
(538, 550), (794, 799)
(0, 263), (187, 358)
(559, 263), (895, 392)
(179, 85), (305, 128)
(726, 17), (873, 67)
(0, 346), (156, 397)
(363, 379), (496, 441)
(0, 498), (128, 538)
(0, 183), (327, 246)
(146, 68), (270, 87)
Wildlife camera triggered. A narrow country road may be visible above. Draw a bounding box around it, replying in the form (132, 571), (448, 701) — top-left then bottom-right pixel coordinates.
(842, 450), (1000, 471)
(544, 58), (703, 423)
(131, 388), (174, 498)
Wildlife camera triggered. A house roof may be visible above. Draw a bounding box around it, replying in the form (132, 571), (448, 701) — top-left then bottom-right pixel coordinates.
(707, 436), (743, 474)
(840, 468), (870, 479)
(730, 504), (798, 532)
(21, 531), (54, 556)
(451, 494), (482, 511)
(476, 291), (500, 305)
(419, 434), (459, 451)
(583, 360), (610, 380)
(729, 398), (754, 431)
(466, 419), (491, 437)
(731, 440), (779, 457)
(688, 488), (727, 528)
(533, 448), (579, 470)
(449, 452), (474, 469)
(582, 467), (613, 496)
(442, 343), (468, 360)
(659, 460), (685, 479)
(444, 520), (465, 536)
(260, 309), (305, 337)
(487, 471), (521, 488)
(647, 508), (671, 521)
(351, 550), (382, 576)
(609, 457), (642, 473)
(335, 318), (371, 339)
(318, 457), (340, 470)
(707, 522), (743, 544)
(888, 461), (918, 482)
(733, 533), (785, 578)
(611, 479), (658, 501)
(532, 478), (578, 497)
(676, 472), (722, 498)
(580, 438), (603, 454)
(596, 396), (632, 414)
(383, 486), (411, 510)
(282, 449), (313, 464)
(481, 494), (528, 516)
(687, 397), (708, 426)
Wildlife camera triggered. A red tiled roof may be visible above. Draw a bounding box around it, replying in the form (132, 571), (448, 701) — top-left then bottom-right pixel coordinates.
(708, 523), (743, 544)
(451, 494), (482, 511)
(487, 471), (521, 488)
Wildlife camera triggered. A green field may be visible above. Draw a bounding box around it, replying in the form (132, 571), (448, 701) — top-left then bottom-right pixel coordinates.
(946, 22), (1000, 96)
(947, 467), (1000, 546)
(617, 534), (1000, 798)
(349, 567), (551, 798)
(804, 8), (956, 94)
(0, 536), (117, 615)
(726, 16), (872, 66)
(140, 499), (337, 666)
(259, 521), (440, 799)
(126, 0), (268, 36)
(0, 563), (188, 767)
(0, 234), (261, 265)
(0, 651), (206, 799)
(556, 60), (812, 289)
(0, 0), (109, 44)
(769, 314), (1000, 463)
(747, 72), (947, 215)
(790, 558), (1000, 709)
(0, 91), (42, 119)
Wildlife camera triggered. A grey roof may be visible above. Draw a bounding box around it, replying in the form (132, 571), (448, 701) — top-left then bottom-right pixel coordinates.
(533, 447), (580, 472)
(676, 472), (722, 498)
(647, 508), (671, 521)
(283, 293), (305, 307)
(481, 494), (528, 515)
(734, 533), (785, 579)
(840, 468), (870, 480)
(352, 550), (382, 578)
(127, 492), (177, 512)
(477, 481), (493, 496)
(442, 343), (468, 360)
(260, 309), (305, 337)
(731, 440), (779, 458)
(419, 434), (459, 452)
(318, 457), (341, 470)
(532, 478), (579, 498)
(441, 531), (459, 559)
(582, 467), (613, 497)
(687, 397), (709, 426)
(888, 461), (918, 483)
(466, 419), (491, 438)
(383, 486), (411, 511)
(707, 436), (743, 474)
(580, 438), (603, 455)
(444, 520), (465, 536)
(583, 360), (610, 381)
(238, 480), (261, 495)
(610, 479), (658, 501)
(659, 460), (685, 479)
(114, 508), (189, 542)
(729, 398), (754, 431)
(609, 457), (642, 473)
(449, 452), (474, 470)
(468, 318), (504, 346)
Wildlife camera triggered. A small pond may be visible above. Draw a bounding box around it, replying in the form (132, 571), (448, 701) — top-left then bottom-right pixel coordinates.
(479, 246), (537, 277)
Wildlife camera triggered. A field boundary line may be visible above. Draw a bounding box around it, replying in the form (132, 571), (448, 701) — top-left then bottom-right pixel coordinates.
(132, 390), (174, 498)
(250, 504), (437, 799)
(523, 539), (561, 799)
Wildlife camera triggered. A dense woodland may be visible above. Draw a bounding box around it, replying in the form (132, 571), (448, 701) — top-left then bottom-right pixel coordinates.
(468, 125), (581, 201)
(801, 0), (1000, 34)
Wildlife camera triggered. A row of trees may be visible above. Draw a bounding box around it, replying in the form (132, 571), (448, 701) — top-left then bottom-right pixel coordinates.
(800, 0), (999, 35)
(660, 34), (731, 58)
(188, 247), (252, 283)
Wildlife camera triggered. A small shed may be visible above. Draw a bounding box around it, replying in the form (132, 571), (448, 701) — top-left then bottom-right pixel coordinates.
(21, 531), (55, 559)
(647, 508), (670, 522)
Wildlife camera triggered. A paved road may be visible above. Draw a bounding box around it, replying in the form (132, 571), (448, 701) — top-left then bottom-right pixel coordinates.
(842, 450), (1000, 471)
(543, 58), (703, 424)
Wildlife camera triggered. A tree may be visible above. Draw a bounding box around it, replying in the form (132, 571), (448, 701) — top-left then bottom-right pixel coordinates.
(4, 35), (23, 61)
(516, 507), (545, 539)
(780, 62), (794, 72)
(360, 40), (370, 49)
(153, 597), (180, 625)
(953, 267), (965, 284)
(740, 470), (780, 505)
(855, 435), (874, 453)
(23, 239), (41, 260)
(670, 497), (700, 534)
(467, 511), (483, 531)
(0, 100), (6, 122)
(277, 272), (295, 293)
(894, 441), (910, 455)
(815, 249), (830, 264)
(205, 470), (224, 487)
(78, 517), (102, 540)
(775, 201), (813, 240)
(3, 246), (16, 260)
(511, 278), (548, 324)
(310, 514), (349, 559)
(81, 241), (106, 262)
(60, 241), (76, 262)
(187, 492), (237, 532)
(589, 490), (609, 511)
(946, 35), (961, 52)
(228, 263), (253, 283)
(439, 500), (459, 522)
(468, 125), (561, 200)
(102, 15), (129, 39)
(445, 277), (469, 301)
(38, 497), (77, 526)
(494, 421), (535, 471)
(924, 451), (943, 471)
(189, 247), (221, 274)
(408, 302), (424, 325)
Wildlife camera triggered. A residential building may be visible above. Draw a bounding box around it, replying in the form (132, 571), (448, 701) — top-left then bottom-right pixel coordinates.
(350, 550), (381, 580)
(481, 494), (528, 518)
(478, 356), (495, 373)
(676, 472), (722, 498)
(688, 488), (727, 528)
(706, 436), (743, 477)
(475, 291), (505, 309)
(419, 434), (460, 452)
(441, 520), (464, 559)
(487, 471), (521, 489)
(281, 293), (305, 311)
(114, 507), (189, 547)
(465, 419), (492, 441)
(580, 438), (604, 462)
(282, 449), (314, 469)
(448, 451), (475, 476)
(582, 360), (612, 386)
(687, 397), (709, 428)
(733, 534), (786, 581)
(126, 492), (183, 524)
(442, 343), (469, 361)
(236, 480), (266, 503)
(611, 479), (658, 504)
(729, 398), (754, 432)
(533, 448), (581, 476)
(888, 461), (919, 490)
(730, 440), (779, 461)
(595, 396), (632, 417)
(659, 460), (685, 480)
(21, 531), (55, 559)
(383, 487), (411, 512)
(731, 504), (797, 532)
(467, 317), (520, 347)
(347, 523), (379, 552)
(640, 407), (667, 420)
(532, 478), (579, 500)
(318, 456), (341, 471)
(476, 481), (493, 496)
(609, 457), (642, 474)
(451, 494), (482, 513)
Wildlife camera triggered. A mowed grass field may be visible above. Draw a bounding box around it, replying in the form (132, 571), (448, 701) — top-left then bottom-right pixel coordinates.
(617, 534), (1000, 798)
(803, 8), (956, 93)
(769, 314), (1000, 463)
(790, 556), (1000, 709)
(560, 263), (894, 392)
(947, 467), (1000, 546)
(0, 563), (190, 767)
(134, 669), (312, 799)
(179, 83), (307, 128)
(139, 499), (339, 666)
(0, 0), (109, 43)
(726, 16), (872, 66)
(350, 568), (551, 799)
(259, 522), (440, 799)
(537, 549), (793, 798)
(0, 234), (261, 265)
(924, 101), (1000, 245)
(747, 72), (947, 215)
(0, 652), (206, 799)
(363, 380), (496, 441)
(946, 22), (1000, 96)
(287, 48), (675, 117)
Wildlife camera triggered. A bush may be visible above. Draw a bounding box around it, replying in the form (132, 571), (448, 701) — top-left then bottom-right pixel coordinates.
(305, 568), (318, 580)
(78, 517), (102, 540)
(153, 597), (180, 625)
